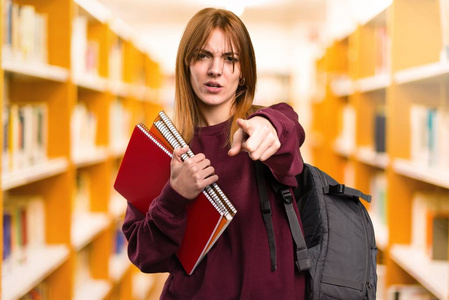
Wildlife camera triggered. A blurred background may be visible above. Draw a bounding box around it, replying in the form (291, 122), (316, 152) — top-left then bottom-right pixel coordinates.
(1, 0), (449, 299)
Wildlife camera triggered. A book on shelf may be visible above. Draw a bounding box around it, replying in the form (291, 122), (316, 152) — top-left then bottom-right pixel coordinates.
(71, 15), (88, 79)
(74, 246), (92, 290)
(114, 111), (236, 275)
(411, 191), (449, 259)
(3, 102), (48, 174)
(3, 0), (13, 57)
(374, 108), (386, 153)
(109, 98), (131, 152)
(112, 221), (126, 255)
(72, 171), (90, 217)
(409, 104), (449, 170)
(369, 171), (387, 226)
(3, 209), (12, 263)
(71, 15), (100, 79)
(2, 195), (45, 273)
(21, 282), (49, 300)
(374, 25), (389, 75)
(411, 192), (428, 253)
(427, 214), (449, 260)
(410, 104), (429, 166)
(335, 103), (356, 154)
(2, 78), (10, 174)
(85, 40), (100, 77)
(71, 102), (98, 159)
(3, 1), (48, 63)
(440, 0), (449, 61)
(109, 39), (124, 84)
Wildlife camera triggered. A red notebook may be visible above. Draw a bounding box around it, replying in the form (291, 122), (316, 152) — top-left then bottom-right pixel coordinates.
(114, 111), (236, 275)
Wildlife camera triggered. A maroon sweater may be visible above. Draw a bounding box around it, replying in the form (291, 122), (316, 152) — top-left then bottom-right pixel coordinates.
(122, 103), (306, 299)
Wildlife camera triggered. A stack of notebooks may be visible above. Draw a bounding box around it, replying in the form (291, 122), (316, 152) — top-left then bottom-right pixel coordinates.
(114, 111), (236, 275)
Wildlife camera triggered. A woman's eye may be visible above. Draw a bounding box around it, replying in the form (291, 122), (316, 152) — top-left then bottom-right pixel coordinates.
(198, 53), (208, 59)
(225, 56), (238, 63)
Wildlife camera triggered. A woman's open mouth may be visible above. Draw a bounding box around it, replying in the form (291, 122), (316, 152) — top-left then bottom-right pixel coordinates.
(205, 82), (223, 93)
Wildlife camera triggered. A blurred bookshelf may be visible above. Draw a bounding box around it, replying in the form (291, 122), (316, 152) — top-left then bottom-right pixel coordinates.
(312, 0), (449, 299)
(1, 0), (166, 299)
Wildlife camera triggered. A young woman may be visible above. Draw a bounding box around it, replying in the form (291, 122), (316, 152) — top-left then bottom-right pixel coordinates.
(123, 8), (306, 299)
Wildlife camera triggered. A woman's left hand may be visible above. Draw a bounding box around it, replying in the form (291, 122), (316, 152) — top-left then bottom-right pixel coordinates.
(228, 116), (280, 161)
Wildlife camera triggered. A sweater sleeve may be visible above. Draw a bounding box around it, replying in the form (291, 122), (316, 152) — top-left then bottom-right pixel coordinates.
(249, 102), (305, 187)
(122, 181), (190, 273)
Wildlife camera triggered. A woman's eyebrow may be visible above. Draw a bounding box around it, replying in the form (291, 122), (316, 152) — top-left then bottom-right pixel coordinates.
(200, 49), (239, 56)
(224, 51), (239, 56)
(198, 49), (213, 56)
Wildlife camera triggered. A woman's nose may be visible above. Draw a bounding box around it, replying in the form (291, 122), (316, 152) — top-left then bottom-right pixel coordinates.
(208, 57), (223, 76)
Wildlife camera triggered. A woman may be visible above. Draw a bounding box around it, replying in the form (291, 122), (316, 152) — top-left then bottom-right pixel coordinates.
(123, 7), (306, 299)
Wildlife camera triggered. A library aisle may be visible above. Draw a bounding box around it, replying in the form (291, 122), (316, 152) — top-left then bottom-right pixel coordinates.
(1, 0), (449, 299)
(1, 0), (166, 299)
(313, 0), (449, 299)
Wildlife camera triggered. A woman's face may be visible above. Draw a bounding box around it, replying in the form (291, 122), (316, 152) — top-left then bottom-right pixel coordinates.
(189, 28), (241, 122)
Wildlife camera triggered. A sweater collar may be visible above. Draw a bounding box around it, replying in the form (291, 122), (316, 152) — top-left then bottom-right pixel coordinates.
(194, 118), (232, 136)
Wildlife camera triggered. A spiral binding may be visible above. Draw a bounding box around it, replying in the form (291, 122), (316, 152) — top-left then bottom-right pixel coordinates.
(212, 185), (236, 215)
(158, 111), (195, 157)
(137, 124), (173, 158)
(154, 119), (231, 218)
(158, 111), (237, 215)
(154, 121), (186, 158)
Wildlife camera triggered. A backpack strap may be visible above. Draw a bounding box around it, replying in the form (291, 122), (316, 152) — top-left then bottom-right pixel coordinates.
(323, 184), (372, 203)
(255, 161), (277, 271)
(255, 161), (312, 273)
(271, 179), (312, 273)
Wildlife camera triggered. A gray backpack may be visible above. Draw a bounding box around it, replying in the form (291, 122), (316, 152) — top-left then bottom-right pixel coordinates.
(255, 162), (377, 300)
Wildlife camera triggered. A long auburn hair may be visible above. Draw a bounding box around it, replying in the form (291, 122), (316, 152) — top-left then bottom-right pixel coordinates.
(174, 8), (258, 144)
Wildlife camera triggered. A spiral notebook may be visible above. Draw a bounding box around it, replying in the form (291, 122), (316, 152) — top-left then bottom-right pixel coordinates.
(114, 111), (236, 275)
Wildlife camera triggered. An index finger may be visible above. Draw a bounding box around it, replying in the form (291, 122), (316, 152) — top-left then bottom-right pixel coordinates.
(236, 118), (254, 135)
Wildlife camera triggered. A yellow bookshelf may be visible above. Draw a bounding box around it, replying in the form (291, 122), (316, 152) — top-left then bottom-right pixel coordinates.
(314, 0), (449, 298)
(1, 0), (166, 299)
(0, 0), (3, 295)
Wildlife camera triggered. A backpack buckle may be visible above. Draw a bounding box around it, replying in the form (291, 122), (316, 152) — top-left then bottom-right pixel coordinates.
(324, 184), (345, 195)
(295, 248), (312, 272)
(280, 188), (293, 204)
